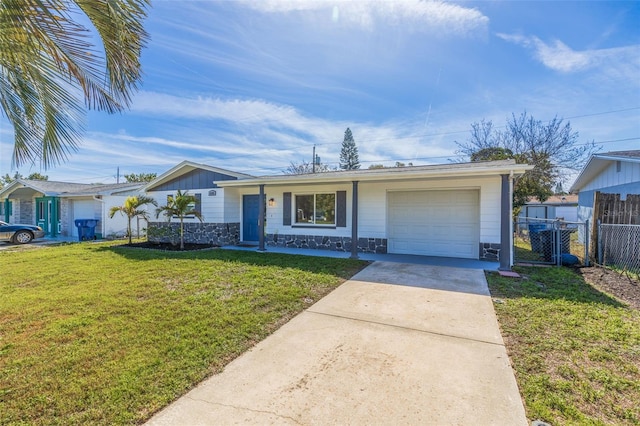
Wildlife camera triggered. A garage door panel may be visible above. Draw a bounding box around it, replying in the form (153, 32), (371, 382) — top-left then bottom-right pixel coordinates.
(388, 190), (479, 259)
(389, 225), (413, 239)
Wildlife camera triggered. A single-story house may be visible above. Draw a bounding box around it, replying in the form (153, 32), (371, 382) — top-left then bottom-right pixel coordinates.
(62, 183), (148, 239)
(570, 150), (640, 223)
(146, 159), (531, 268)
(519, 194), (578, 222)
(143, 161), (254, 245)
(0, 179), (144, 239)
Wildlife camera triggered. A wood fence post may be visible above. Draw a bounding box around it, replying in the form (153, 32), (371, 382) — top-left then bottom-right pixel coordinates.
(590, 191), (601, 261)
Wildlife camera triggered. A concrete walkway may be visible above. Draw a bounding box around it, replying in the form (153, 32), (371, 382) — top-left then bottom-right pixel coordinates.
(147, 262), (527, 425)
(223, 244), (501, 270)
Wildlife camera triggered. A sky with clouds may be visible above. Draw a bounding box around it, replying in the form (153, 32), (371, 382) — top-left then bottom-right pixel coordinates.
(1, 0), (639, 184)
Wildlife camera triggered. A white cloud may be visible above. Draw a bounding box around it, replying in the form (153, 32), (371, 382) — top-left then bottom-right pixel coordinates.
(497, 33), (640, 75)
(133, 92), (303, 126)
(123, 91), (467, 173)
(240, 0), (489, 36)
(533, 39), (592, 72)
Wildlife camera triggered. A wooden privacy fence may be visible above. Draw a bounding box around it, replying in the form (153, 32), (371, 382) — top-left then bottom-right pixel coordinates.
(592, 192), (640, 225)
(590, 191), (640, 264)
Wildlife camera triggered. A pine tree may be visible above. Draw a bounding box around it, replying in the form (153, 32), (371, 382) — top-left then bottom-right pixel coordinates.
(339, 128), (360, 170)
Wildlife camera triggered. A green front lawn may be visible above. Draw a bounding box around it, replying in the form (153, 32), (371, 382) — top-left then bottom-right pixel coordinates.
(0, 241), (365, 425)
(487, 267), (640, 425)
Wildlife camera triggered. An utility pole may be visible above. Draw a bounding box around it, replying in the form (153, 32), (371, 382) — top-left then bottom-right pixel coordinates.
(116, 166), (120, 184)
(312, 145), (316, 173)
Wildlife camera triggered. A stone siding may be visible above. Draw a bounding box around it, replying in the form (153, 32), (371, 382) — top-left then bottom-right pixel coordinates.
(267, 233), (387, 254)
(10, 200), (19, 223)
(480, 242), (500, 261)
(19, 199), (33, 224)
(60, 198), (71, 236)
(148, 222), (240, 246)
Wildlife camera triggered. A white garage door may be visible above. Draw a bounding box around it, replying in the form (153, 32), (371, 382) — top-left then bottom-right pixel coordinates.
(388, 190), (480, 259)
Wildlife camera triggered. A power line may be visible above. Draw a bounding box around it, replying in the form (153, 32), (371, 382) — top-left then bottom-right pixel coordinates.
(8, 107), (636, 178)
(590, 137), (639, 145)
(562, 107), (640, 120)
(312, 106), (640, 146)
(52, 133), (638, 177)
(234, 135), (640, 174)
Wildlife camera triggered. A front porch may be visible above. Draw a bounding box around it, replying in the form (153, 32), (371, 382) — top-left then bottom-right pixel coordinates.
(2, 186), (62, 237)
(222, 243), (500, 270)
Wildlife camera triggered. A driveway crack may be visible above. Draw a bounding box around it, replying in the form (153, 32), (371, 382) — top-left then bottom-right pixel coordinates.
(306, 309), (505, 347)
(184, 396), (303, 425)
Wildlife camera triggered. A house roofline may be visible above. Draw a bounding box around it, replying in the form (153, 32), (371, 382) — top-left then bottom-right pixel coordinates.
(592, 153), (640, 163)
(61, 183), (144, 197)
(570, 150), (640, 193)
(0, 179), (92, 198)
(215, 160), (533, 188)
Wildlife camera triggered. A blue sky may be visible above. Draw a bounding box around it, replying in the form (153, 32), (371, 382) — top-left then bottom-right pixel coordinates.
(1, 0), (639, 185)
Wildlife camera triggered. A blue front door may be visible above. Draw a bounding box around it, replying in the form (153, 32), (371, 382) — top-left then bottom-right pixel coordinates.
(243, 194), (260, 241)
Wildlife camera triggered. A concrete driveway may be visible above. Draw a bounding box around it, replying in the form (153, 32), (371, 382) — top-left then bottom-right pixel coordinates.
(147, 261), (527, 425)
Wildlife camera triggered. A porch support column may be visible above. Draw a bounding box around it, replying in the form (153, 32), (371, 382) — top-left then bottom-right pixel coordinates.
(258, 184), (266, 252)
(350, 181), (359, 259)
(499, 173), (511, 271)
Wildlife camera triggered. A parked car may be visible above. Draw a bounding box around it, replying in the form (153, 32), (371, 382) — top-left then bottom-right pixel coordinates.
(0, 221), (45, 244)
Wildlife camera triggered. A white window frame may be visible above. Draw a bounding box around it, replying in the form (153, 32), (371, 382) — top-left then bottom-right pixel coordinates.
(293, 192), (336, 226)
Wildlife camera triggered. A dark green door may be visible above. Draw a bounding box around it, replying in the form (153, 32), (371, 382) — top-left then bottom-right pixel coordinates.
(3, 199), (11, 222)
(35, 196), (59, 236)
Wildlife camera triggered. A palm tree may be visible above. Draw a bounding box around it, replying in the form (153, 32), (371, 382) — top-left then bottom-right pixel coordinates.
(109, 195), (157, 245)
(0, 0), (150, 169)
(155, 190), (203, 250)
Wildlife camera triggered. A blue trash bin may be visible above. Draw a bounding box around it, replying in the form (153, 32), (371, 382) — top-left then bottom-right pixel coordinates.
(528, 223), (548, 252)
(75, 219), (98, 241)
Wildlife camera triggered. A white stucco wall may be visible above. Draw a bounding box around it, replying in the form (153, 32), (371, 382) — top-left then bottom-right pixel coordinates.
(555, 205), (578, 222)
(361, 176), (501, 243)
(146, 188), (226, 223)
(100, 195), (153, 238)
(69, 198), (101, 237)
(252, 175), (502, 244)
(223, 188), (240, 223)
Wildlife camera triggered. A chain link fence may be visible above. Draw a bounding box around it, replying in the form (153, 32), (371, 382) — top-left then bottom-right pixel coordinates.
(597, 223), (640, 274)
(514, 218), (589, 266)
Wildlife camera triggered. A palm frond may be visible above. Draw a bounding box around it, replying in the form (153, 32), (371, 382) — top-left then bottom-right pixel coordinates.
(0, 0), (149, 169)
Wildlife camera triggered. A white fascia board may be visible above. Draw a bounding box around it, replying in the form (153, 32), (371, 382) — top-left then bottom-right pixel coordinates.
(0, 180), (24, 198)
(593, 153), (640, 163)
(216, 162), (533, 188)
(569, 157), (609, 193)
(571, 151), (640, 193)
(0, 179), (57, 197)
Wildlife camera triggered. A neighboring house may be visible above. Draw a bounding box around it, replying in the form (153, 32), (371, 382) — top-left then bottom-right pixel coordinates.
(211, 159), (531, 267)
(62, 183), (147, 239)
(143, 161), (253, 245)
(570, 150), (640, 223)
(0, 179), (143, 239)
(519, 194), (578, 222)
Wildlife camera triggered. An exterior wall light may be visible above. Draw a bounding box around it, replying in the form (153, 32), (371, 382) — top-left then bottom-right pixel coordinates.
(268, 198), (276, 207)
